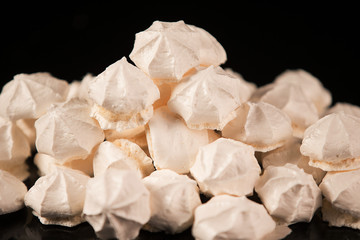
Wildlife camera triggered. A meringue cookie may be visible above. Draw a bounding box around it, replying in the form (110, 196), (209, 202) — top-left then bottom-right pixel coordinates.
(274, 69), (332, 114)
(66, 80), (81, 101)
(168, 65), (253, 130)
(88, 57), (160, 133)
(259, 137), (326, 184)
(92, 139), (154, 178)
(24, 166), (90, 227)
(82, 168), (151, 240)
(190, 137), (261, 197)
(66, 74), (94, 102)
(129, 20), (201, 82)
(250, 82), (319, 138)
(323, 102), (360, 119)
(0, 116), (31, 180)
(0, 169), (27, 215)
(35, 98), (104, 163)
(142, 169), (201, 234)
(222, 101), (293, 152)
(255, 164), (322, 224)
(146, 106), (219, 174)
(188, 24), (227, 67)
(224, 68), (257, 94)
(0, 72), (69, 121)
(320, 169), (360, 221)
(104, 125), (148, 148)
(300, 112), (360, 171)
(34, 152), (94, 177)
(192, 195), (279, 240)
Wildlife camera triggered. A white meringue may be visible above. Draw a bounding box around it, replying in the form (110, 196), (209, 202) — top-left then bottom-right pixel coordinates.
(35, 98), (104, 163)
(224, 68), (257, 94)
(274, 69), (332, 114)
(0, 169), (27, 215)
(92, 139), (154, 178)
(250, 82), (319, 138)
(324, 102), (360, 119)
(0, 116), (31, 181)
(255, 163), (322, 224)
(168, 65), (253, 130)
(190, 137), (261, 197)
(0, 72), (69, 121)
(16, 118), (36, 150)
(320, 169), (360, 220)
(222, 101), (293, 152)
(188, 24), (227, 67)
(66, 80), (81, 101)
(88, 57), (160, 133)
(192, 195), (280, 240)
(259, 137), (326, 184)
(300, 112), (360, 171)
(146, 106), (219, 174)
(82, 168), (151, 240)
(24, 166), (90, 227)
(142, 169), (201, 234)
(34, 152), (94, 177)
(66, 74), (94, 102)
(129, 20), (201, 82)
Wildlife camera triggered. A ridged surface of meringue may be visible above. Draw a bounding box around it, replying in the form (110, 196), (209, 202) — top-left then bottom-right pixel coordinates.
(0, 169), (27, 215)
(24, 166), (90, 227)
(300, 112), (360, 171)
(0, 72), (69, 120)
(168, 65), (252, 130)
(35, 98), (104, 163)
(192, 195), (276, 240)
(324, 102), (360, 119)
(93, 139), (154, 177)
(129, 20), (201, 82)
(82, 168), (151, 240)
(274, 69), (332, 114)
(190, 137), (261, 197)
(146, 106), (216, 174)
(143, 169), (201, 234)
(255, 164), (322, 224)
(222, 101), (293, 152)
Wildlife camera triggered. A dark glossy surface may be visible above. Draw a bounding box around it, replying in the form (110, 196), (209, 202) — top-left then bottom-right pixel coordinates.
(1, 157), (360, 240)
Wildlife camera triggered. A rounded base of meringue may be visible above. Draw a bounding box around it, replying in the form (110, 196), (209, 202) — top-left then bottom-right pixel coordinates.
(309, 156), (360, 171)
(32, 211), (85, 227)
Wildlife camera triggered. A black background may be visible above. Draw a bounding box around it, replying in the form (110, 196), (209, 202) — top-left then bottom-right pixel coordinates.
(1, 1), (359, 106)
(1, 1), (360, 240)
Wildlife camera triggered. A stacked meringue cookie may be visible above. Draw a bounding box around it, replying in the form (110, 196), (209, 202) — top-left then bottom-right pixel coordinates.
(0, 19), (360, 240)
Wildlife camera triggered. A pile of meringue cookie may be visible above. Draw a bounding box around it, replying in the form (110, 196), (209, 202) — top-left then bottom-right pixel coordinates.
(1, 20), (360, 240)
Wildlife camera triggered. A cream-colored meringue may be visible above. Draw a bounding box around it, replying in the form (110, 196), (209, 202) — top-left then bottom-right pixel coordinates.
(35, 98), (104, 163)
(88, 57), (160, 133)
(274, 69), (332, 114)
(222, 101), (293, 152)
(0, 169), (27, 215)
(104, 125), (148, 149)
(255, 163), (322, 224)
(324, 102), (360, 119)
(66, 73), (94, 102)
(16, 118), (36, 150)
(300, 112), (360, 171)
(92, 139), (154, 178)
(192, 195), (286, 240)
(129, 20), (201, 82)
(322, 198), (360, 230)
(0, 116), (31, 181)
(146, 106), (219, 174)
(168, 65), (253, 130)
(24, 166), (90, 227)
(188, 24), (227, 67)
(190, 137), (261, 197)
(259, 137), (326, 184)
(142, 169), (201, 234)
(66, 80), (81, 101)
(82, 168), (151, 240)
(320, 169), (360, 220)
(0, 72), (69, 121)
(250, 82), (319, 138)
(224, 68), (257, 94)
(34, 152), (94, 177)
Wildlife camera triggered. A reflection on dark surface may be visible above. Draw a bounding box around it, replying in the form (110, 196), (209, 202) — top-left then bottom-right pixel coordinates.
(1, 157), (360, 239)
